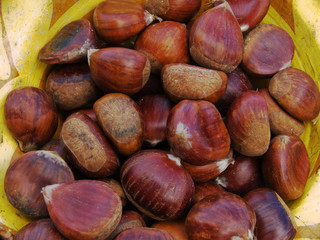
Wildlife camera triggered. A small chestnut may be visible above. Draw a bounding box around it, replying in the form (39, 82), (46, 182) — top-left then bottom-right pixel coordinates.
(193, 182), (226, 204)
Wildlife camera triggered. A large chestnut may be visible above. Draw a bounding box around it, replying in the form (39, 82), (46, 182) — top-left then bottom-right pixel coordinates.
(4, 86), (58, 152)
(120, 150), (195, 221)
(167, 100), (230, 165)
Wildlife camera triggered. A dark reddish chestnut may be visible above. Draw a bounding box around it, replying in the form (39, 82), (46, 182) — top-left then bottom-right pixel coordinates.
(193, 182), (226, 204)
(114, 228), (174, 240)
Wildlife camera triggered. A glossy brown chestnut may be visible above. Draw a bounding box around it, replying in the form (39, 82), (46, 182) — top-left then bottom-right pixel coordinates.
(114, 227), (174, 240)
(137, 94), (172, 146)
(14, 219), (66, 240)
(88, 47), (151, 95)
(93, 0), (154, 43)
(193, 182), (226, 204)
(189, 2), (243, 73)
(262, 134), (310, 200)
(181, 149), (234, 183)
(107, 211), (146, 240)
(268, 67), (320, 121)
(242, 24), (294, 77)
(4, 150), (74, 218)
(161, 63), (228, 103)
(73, 109), (98, 124)
(215, 152), (262, 196)
(185, 192), (256, 240)
(39, 19), (98, 64)
(215, 67), (253, 116)
(215, 0), (270, 32)
(260, 88), (305, 136)
(167, 100), (230, 166)
(244, 188), (297, 240)
(4, 86), (58, 152)
(41, 139), (69, 162)
(60, 112), (119, 178)
(42, 180), (122, 240)
(145, 0), (201, 22)
(226, 90), (270, 157)
(151, 220), (188, 240)
(45, 63), (101, 111)
(121, 150), (195, 221)
(93, 93), (144, 156)
(135, 21), (190, 74)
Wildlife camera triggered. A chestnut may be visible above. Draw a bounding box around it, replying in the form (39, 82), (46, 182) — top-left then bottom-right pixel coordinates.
(185, 192), (256, 240)
(14, 219), (66, 240)
(93, 93), (144, 156)
(161, 63), (228, 103)
(214, 151), (263, 196)
(268, 67), (320, 121)
(244, 188), (297, 240)
(242, 24), (295, 77)
(93, 0), (155, 43)
(134, 21), (190, 74)
(132, 74), (165, 100)
(193, 182), (226, 204)
(4, 150), (74, 218)
(226, 90), (270, 157)
(60, 112), (119, 178)
(73, 108), (98, 124)
(88, 47), (151, 95)
(45, 63), (101, 111)
(41, 138), (69, 162)
(151, 220), (188, 240)
(262, 134), (310, 200)
(167, 100), (230, 165)
(120, 150), (195, 221)
(137, 94), (172, 147)
(114, 227), (174, 240)
(102, 178), (127, 207)
(39, 19), (98, 64)
(189, 1), (243, 73)
(42, 180), (122, 240)
(4, 86), (58, 152)
(260, 88), (305, 136)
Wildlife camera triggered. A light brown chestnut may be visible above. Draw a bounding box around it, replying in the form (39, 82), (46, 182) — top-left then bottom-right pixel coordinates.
(137, 94), (172, 146)
(4, 150), (74, 218)
(161, 63), (228, 103)
(93, 0), (155, 43)
(4, 86), (58, 152)
(185, 192), (256, 240)
(151, 220), (188, 240)
(42, 180), (122, 240)
(135, 21), (190, 74)
(244, 188), (297, 240)
(226, 90), (270, 157)
(14, 219), (66, 240)
(189, 2), (243, 73)
(193, 182), (226, 204)
(45, 63), (101, 111)
(181, 149), (234, 183)
(39, 19), (98, 64)
(121, 150), (195, 221)
(93, 93), (144, 156)
(268, 67), (320, 121)
(242, 24), (294, 77)
(145, 0), (201, 22)
(88, 47), (151, 95)
(167, 100), (230, 165)
(262, 134), (310, 200)
(260, 88), (305, 136)
(114, 228), (174, 240)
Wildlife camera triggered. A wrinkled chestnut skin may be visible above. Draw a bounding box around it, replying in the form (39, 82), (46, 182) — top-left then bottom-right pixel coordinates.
(152, 220), (189, 240)
(93, 0), (154, 43)
(4, 150), (74, 218)
(14, 219), (66, 240)
(244, 188), (297, 240)
(262, 134), (310, 200)
(45, 63), (101, 111)
(89, 47), (151, 95)
(39, 19), (98, 64)
(185, 192), (256, 240)
(114, 228), (174, 240)
(167, 100), (230, 166)
(268, 67), (320, 121)
(135, 21), (190, 74)
(226, 90), (270, 157)
(242, 24), (294, 77)
(4, 86), (58, 152)
(121, 150), (195, 221)
(189, 2), (243, 73)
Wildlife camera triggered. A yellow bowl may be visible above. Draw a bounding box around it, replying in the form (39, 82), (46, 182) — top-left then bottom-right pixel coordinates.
(0, 0), (320, 239)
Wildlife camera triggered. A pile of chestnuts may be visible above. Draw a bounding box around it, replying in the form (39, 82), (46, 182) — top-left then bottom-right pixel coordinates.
(4, 0), (320, 239)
